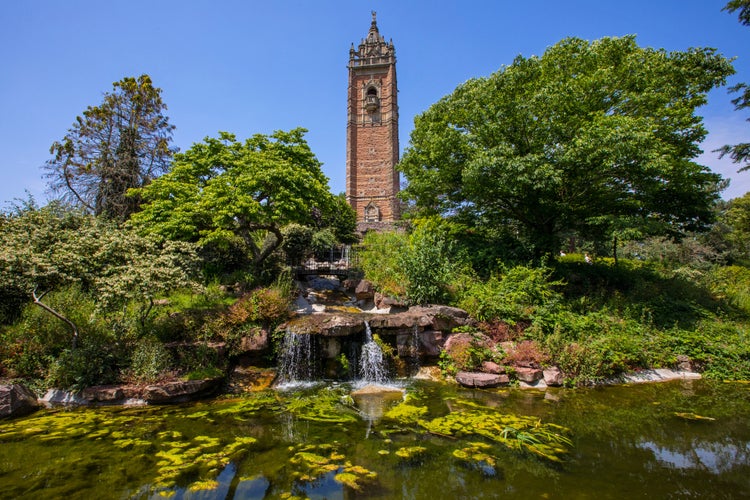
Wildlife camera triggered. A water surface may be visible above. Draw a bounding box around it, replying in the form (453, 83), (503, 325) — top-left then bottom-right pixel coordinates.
(0, 379), (748, 499)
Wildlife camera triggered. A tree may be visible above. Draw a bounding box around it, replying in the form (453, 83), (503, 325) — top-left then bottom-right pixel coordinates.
(129, 128), (335, 273)
(717, 1), (750, 172)
(0, 200), (199, 347)
(44, 75), (176, 221)
(399, 36), (734, 258)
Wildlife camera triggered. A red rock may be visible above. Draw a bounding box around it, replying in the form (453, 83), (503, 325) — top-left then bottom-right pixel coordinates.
(481, 361), (505, 374)
(543, 366), (564, 387)
(143, 378), (222, 404)
(455, 371), (510, 388)
(514, 366), (543, 383)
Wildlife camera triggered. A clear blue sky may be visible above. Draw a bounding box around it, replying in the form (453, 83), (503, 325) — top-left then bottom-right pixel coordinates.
(1, 0), (748, 207)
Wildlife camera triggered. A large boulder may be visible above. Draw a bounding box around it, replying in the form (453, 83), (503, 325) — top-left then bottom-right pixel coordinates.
(355, 280), (375, 301)
(143, 378), (223, 404)
(514, 366), (544, 383)
(239, 328), (270, 354)
(0, 383), (40, 418)
(455, 371), (510, 388)
(285, 313), (365, 337)
(543, 366), (564, 387)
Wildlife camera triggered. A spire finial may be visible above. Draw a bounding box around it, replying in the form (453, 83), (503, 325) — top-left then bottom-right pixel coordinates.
(371, 11), (377, 24)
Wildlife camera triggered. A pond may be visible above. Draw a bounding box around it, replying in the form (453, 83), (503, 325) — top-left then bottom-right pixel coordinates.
(1, 379), (749, 499)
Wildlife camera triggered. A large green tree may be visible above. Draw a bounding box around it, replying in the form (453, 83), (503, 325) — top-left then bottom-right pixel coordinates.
(129, 128), (335, 272)
(398, 36), (734, 258)
(718, 0), (750, 172)
(44, 75), (176, 221)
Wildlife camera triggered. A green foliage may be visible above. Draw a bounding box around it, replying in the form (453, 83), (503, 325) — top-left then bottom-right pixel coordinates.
(311, 228), (338, 260)
(281, 223), (313, 265)
(441, 331), (498, 374)
(399, 222), (461, 305)
(129, 338), (173, 383)
(1, 285), (109, 380)
(399, 36), (734, 257)
(357, 230), (409, 298)
(459, 265), (562, 324)
(130, 128), (336, 272)
(44, 75), (175, 221)
(0, 201), (201, 345)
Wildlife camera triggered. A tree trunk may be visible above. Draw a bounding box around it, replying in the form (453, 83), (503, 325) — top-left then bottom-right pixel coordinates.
(32, 289), (80, 349)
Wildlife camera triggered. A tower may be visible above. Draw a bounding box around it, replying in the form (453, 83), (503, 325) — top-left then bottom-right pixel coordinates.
(346, 12), (400, 226)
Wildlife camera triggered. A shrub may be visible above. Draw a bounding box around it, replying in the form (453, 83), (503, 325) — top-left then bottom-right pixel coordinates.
(129, 339), (173, 383)
(358, 231), (409, 298)
(441, 331), (498, 374)
(399, 227), (461, 305)
(459, 265), (562, 323)
(503, 340), (550, 368)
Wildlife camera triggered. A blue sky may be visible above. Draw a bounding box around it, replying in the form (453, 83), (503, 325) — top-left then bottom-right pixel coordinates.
(1, 0), (748, 207)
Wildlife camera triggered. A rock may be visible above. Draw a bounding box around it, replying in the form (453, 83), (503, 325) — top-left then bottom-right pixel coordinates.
(514, 366), (544, 383)
(355, 280), (375, 300)
(676, 354), (693, 372)
(543, 366), (564, 387)
(413, 366), (443, 381)
(455, 371), (510, 388)
(285, 313), (365, 337)
(143, 378), (223, 404)
(282, 305), (473, 353)
(374, 292), (409, 311)
(481, 361), (504, 375)
(419, 330), (446, 357)
(0, 383), (40, 418)
(41, 389), (88, 406)
(81, 385), (124, 403)
(226, 366), (276, 393)
(239, 329), (270, 353)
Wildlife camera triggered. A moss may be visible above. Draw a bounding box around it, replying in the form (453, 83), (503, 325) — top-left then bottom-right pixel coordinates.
(419, 400), (572, 462)
(395, 446), (427, 460)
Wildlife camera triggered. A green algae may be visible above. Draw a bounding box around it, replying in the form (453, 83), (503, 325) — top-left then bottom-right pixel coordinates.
(453, 442), (497, 472)
(287, 443), (378, 492)
(419, 400), (572, 462)
(382, 399), (428, 425)
(395, 445), (428, 461)
(284, 388), (358, 423)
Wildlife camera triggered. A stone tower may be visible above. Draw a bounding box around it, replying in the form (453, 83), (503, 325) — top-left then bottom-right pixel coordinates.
(346, 12), (400, 226)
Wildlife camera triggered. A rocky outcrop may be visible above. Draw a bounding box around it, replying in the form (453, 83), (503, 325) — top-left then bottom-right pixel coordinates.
(0, 383), (40, 419)
(143, 378), (223, 404)
(355, 280), (375, 301)
(455, 371), (510, 388)
(543, 366), (564, 387)
(239, 328), (270, 354)
(284, 305), (472, 340)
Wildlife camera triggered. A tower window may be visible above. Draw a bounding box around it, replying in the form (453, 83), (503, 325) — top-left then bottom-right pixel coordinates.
(365, 87), (379, 113)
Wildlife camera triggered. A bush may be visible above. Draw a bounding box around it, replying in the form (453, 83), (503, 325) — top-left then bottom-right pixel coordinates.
(459, 265), (562, 323)
(129, 339), (173, 383)
(358, 231), (409, 298)
(440, 331), (498, 375)
(399, 226), (461, 305)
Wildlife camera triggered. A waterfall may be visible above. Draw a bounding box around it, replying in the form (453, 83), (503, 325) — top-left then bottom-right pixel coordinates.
(359, 321), (388, 383)
(410, 324), (422, 375)
(277, 328), (316, 383)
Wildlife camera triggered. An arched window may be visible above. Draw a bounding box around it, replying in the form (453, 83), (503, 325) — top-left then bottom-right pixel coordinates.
(365, 86), (379, 113)
(364, 202), (380, 222)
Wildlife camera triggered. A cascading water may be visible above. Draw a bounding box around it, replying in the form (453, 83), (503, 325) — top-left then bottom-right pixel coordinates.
(277, 328), (316, 383)
(359, 321), (388, 383)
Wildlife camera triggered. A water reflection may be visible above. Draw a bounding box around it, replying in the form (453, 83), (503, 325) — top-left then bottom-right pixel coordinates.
(640, 439), (750, 473)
